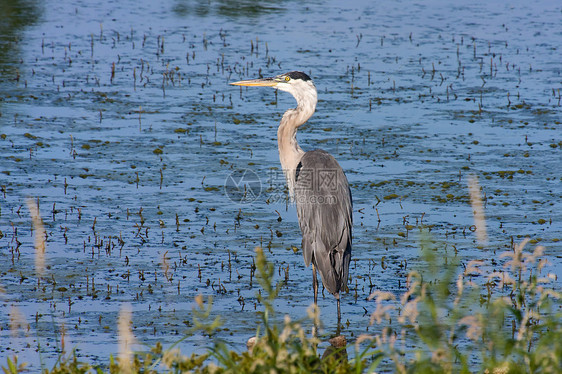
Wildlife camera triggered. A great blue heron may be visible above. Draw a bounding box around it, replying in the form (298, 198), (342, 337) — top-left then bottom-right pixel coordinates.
(231, 71), (352, 330)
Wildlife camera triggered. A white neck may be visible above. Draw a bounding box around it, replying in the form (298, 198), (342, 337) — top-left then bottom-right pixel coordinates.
(276, 81), (317, 197)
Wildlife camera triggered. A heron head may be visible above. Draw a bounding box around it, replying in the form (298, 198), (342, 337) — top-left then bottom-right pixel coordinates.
(230, 71), (317, 104)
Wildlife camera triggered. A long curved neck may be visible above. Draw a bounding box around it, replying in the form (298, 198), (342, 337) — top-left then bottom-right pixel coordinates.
(277, 90), (317, 196)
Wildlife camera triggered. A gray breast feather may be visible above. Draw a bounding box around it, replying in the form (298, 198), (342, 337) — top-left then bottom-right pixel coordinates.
(294, 149), (352, 295)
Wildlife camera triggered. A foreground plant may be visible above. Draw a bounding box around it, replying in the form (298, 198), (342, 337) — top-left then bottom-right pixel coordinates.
(3, 238), (560, 373)
(360, 233), (561, 373)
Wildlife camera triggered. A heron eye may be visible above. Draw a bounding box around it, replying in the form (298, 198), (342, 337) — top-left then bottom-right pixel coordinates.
(285, 76), (290, 81)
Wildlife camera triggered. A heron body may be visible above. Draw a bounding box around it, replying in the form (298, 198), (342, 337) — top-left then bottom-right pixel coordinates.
(231, 71), (352, 329)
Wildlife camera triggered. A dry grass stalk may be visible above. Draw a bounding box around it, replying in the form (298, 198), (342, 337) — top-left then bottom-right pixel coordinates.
(368, 291), (396, 325)
(467, 175), (488, 245)
(162, 250), (170, 281)
(118, 303), (135, 374)
(26, 198), (46, 276)
(458, 315), (482, 341)
(9, 305), (29, 338)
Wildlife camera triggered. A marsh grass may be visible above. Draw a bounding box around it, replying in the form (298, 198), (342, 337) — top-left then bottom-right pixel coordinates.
(362, 233), (561, 373)
(4, 237), (560, 373)
(2, 194), (561, 373)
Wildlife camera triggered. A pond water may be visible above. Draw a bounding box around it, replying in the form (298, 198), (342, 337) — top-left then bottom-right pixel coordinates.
(0, 0), (560, 368)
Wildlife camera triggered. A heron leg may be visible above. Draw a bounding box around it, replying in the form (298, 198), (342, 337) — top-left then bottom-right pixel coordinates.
(312, 264), (318, 305)
(312, 264), (318, 337)
(336, 293), (341, 335)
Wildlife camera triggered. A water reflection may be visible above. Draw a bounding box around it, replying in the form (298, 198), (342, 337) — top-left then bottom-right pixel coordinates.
(172, 0), (287, 18)
(0, 0), (41, 77)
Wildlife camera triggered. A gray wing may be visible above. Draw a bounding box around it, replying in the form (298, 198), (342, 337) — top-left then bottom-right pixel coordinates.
(294, 149), (352, 295)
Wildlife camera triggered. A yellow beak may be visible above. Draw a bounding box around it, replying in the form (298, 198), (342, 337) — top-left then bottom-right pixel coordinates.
(229, 77), (278, 87)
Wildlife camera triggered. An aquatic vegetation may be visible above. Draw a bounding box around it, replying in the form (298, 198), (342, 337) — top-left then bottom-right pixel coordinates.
(363, 235), (561, 373)
(4, 234), (559, 373)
